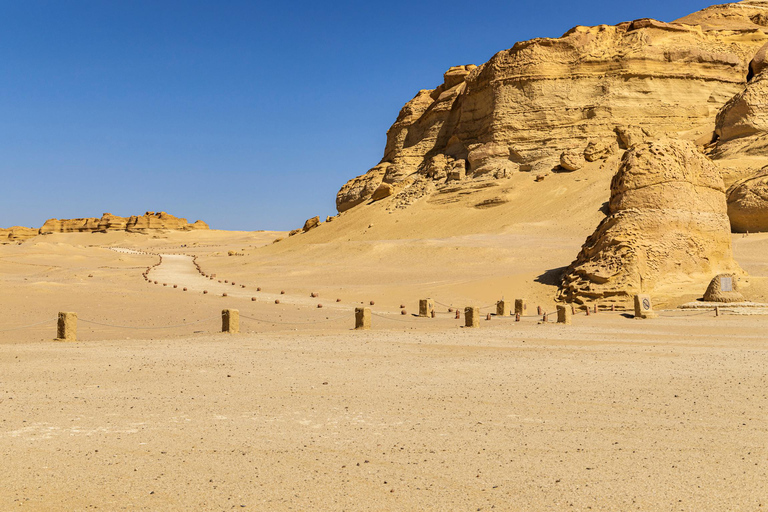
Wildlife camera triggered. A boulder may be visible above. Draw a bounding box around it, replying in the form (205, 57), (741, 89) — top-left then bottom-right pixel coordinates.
(703, 274), (745, 303)
(371, 182), (394, 201)
(559, 150), (584, 171)
(336, 164), (388, 212)
(583, 140), (616, 162)
(446, 160), (466, 181)
(302, 216), (320, 232)
(726, 167), (768, 232)
(558, 139), (741, 303)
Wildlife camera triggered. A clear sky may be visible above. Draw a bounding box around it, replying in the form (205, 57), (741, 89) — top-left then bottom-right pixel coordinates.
(1, 0), (717, 231)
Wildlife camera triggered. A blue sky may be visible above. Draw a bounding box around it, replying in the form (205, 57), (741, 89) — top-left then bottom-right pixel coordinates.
(0, 0), (716, 230)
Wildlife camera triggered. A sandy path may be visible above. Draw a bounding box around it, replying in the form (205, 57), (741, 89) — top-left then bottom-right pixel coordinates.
(143, 251), (402, 316)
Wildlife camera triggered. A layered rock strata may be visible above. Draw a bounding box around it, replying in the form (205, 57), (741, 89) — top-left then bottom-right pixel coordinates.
(336, 3), (768, 213)
(558, 140), (740, 303)
(14, 212), (210, 237)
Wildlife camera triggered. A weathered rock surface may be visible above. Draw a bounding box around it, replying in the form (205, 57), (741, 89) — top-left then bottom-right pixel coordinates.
(703, 273), (745, 302)
(38, 212), (208, 235)
(0, 226), (39, 243)
(726, 166), (768, 231)
(335, 3), (768, 212)
(302, 216), (320, 232)
(559, 150), (584, 172)
(558, 140), (740, 303)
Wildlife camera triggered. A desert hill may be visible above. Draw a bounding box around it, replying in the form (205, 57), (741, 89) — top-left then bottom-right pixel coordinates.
(258, 0), (768, 307)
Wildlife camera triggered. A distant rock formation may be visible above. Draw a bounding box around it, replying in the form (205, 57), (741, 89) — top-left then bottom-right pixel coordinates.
(0, 226), (39, 243)
(558, 140), (740, 303)
(1, 212), (209, 242)
(335, 3), (768, 213)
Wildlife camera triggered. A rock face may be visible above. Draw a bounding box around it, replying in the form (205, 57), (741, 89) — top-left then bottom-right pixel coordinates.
(335, 5), (768, 212)
(37, 212), (209, 235)
(726, 167), (768, 232)
(558, 140), (740, 303)
(703, 273), (745, 302)
(0, 226), (39, 243)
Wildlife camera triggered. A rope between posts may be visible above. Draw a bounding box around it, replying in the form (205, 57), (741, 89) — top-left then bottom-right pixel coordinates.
(371, 312), (416, 323)
(79, 315), (220, 330)
(0, 317), (58, 332)
(657, 309), (716, 317)
(240, 313), (354, 326)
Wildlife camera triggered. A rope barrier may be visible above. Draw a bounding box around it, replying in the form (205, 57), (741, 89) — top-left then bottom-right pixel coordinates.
(79, 315), (219, 330)
(370, 312), (418, 324)
(657, 309), (716, 317)
(0, 317), (58, 332)
(240, 312), (353, 326)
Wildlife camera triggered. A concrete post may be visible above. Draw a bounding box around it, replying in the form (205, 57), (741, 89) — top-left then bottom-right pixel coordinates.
(556, 305), (572, 325)
(634, 294), (658, 319)
(56, 312), (77, 341)
(496, 300), (510, 316)
(514, 299), (526, 316)
(355, 307), (371, 330)
(464, 307), (479, 328)
(419, 299), (435, 318)
(222, 309), (239, 333)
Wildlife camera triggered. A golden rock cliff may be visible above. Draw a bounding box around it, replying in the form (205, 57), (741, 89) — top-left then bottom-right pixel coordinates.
(336, 1), (768, 213)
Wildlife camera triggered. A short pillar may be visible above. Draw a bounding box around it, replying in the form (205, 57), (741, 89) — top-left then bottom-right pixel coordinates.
(419, 299), (435, 318)
(222, 309), (239, 333)
(355, 307), (371, 330)
(56, 312), (77, 341)
(464, 307), (479, 328)
(634, 294), (658, 319)
(514, 299), (527, 316)
(556, 305), (572, 325)
(496, 300), (510, 317)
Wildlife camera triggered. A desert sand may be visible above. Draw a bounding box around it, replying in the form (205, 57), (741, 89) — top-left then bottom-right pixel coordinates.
(5, 1), (768, 509)
(1, 223), (767, 510)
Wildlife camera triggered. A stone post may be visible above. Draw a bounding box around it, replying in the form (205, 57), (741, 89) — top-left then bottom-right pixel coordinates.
(496, 300), (510, 316)
(355, 307), (371, 330)
(515, 299), (527, 316)
(222, 309), (240, 333)
(634, 294), (658, 319)
(56, 312), (77, 341)
(419, 299), (435, 318)
(556, 305), (572, 325)
(464, 307), (479, 328)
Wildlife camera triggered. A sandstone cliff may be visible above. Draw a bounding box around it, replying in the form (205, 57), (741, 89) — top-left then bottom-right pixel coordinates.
(31, 212), (209, 236)
(0, 226), (39, 243)
(558, 140), (740, 303)
(335, 1), (768, 213)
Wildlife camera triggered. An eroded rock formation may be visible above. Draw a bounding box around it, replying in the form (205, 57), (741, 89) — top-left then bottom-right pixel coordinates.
(558, 140), (740, 303)
(336, 3), (768, 213)
(31, 212), (209, 236)
(0, 226), (39, 243)
(726, 167), (768, 232)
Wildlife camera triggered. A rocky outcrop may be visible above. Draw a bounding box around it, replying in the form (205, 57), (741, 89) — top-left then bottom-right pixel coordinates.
(558, 140), (740, 303)
(726, 166), (768, 232)
(703, 273), (745, 302)
(36, 212), (209, 235)
(0, 226), (39, 243)
(335, 4), (768, 212)
(302, 216), (320, 232)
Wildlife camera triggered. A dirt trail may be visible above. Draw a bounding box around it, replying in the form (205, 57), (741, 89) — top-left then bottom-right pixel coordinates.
(145, 251), (349, 311)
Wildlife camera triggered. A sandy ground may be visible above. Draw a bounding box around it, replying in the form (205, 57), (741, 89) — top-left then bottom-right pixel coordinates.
(2, 179), (768, 509)
(1, 317), (767, 511)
